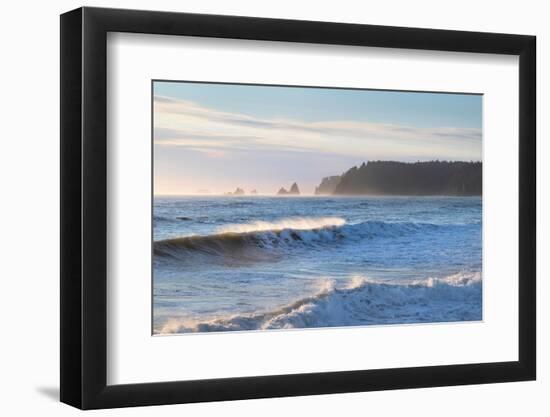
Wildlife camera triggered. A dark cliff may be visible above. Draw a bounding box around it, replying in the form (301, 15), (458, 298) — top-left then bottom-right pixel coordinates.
(314, 176), (341, 195)
(329, 161), (481, 196)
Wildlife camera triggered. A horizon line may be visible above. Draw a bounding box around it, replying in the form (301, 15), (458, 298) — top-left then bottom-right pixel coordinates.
(153, 193), (483, 198)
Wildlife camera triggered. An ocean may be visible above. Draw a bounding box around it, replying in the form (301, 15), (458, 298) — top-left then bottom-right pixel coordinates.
(153, 196), (482, 334)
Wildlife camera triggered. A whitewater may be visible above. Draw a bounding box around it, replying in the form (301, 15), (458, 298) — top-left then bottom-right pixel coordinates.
(153, 196), (482, 334)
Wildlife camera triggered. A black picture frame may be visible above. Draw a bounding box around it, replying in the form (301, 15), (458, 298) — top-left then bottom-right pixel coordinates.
(60, 6), (536, 410)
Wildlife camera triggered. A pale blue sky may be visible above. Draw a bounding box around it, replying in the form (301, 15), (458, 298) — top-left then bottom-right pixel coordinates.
(153, 81), (482, 195)
(154, 81), (481, 128)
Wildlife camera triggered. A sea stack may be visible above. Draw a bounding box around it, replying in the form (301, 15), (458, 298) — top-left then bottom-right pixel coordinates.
(277, 183), (300, 195)
(225, 187), (245, 195)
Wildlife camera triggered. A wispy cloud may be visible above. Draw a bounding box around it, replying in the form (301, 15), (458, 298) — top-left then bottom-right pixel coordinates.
(154, 96), (481, 161)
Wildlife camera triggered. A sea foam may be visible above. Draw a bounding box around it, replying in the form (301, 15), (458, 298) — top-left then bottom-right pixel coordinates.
(217, 217), (346, 233)
(156, 271), (482, 334)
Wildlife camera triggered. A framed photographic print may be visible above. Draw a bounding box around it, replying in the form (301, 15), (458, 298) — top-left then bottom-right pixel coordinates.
(60, 7), (536, 409)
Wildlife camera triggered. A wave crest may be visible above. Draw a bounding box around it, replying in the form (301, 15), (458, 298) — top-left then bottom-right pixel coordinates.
(218, 217), (346, 234)
(154, 217), (447, 263)
(156, 271), (482, 334)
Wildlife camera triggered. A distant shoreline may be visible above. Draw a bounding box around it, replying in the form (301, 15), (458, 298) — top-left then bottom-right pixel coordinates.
(156, 160), (482, 198)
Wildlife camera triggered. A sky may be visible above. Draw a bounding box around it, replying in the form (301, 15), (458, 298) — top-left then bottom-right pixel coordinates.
(153, 81), (482, 195)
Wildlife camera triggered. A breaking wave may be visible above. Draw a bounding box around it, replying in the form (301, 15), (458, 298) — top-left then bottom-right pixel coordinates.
(156, 271), (482, 334)
(154, 217), (446, 262)
(218, 217), (345, 233)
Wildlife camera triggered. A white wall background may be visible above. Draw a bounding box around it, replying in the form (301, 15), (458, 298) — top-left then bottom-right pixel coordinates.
(0, 0), (546, 415)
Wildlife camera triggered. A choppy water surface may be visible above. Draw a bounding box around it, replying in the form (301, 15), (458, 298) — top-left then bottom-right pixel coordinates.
(153, 196), (482, 334)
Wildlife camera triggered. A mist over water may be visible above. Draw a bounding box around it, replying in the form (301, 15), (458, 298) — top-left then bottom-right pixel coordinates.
(153, 196), (482, 333)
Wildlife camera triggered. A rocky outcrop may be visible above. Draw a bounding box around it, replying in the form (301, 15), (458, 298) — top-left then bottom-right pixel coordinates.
(277, 182), (300, 195)
(225, 187), (245, 196)
(314, 176), (341, 195)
